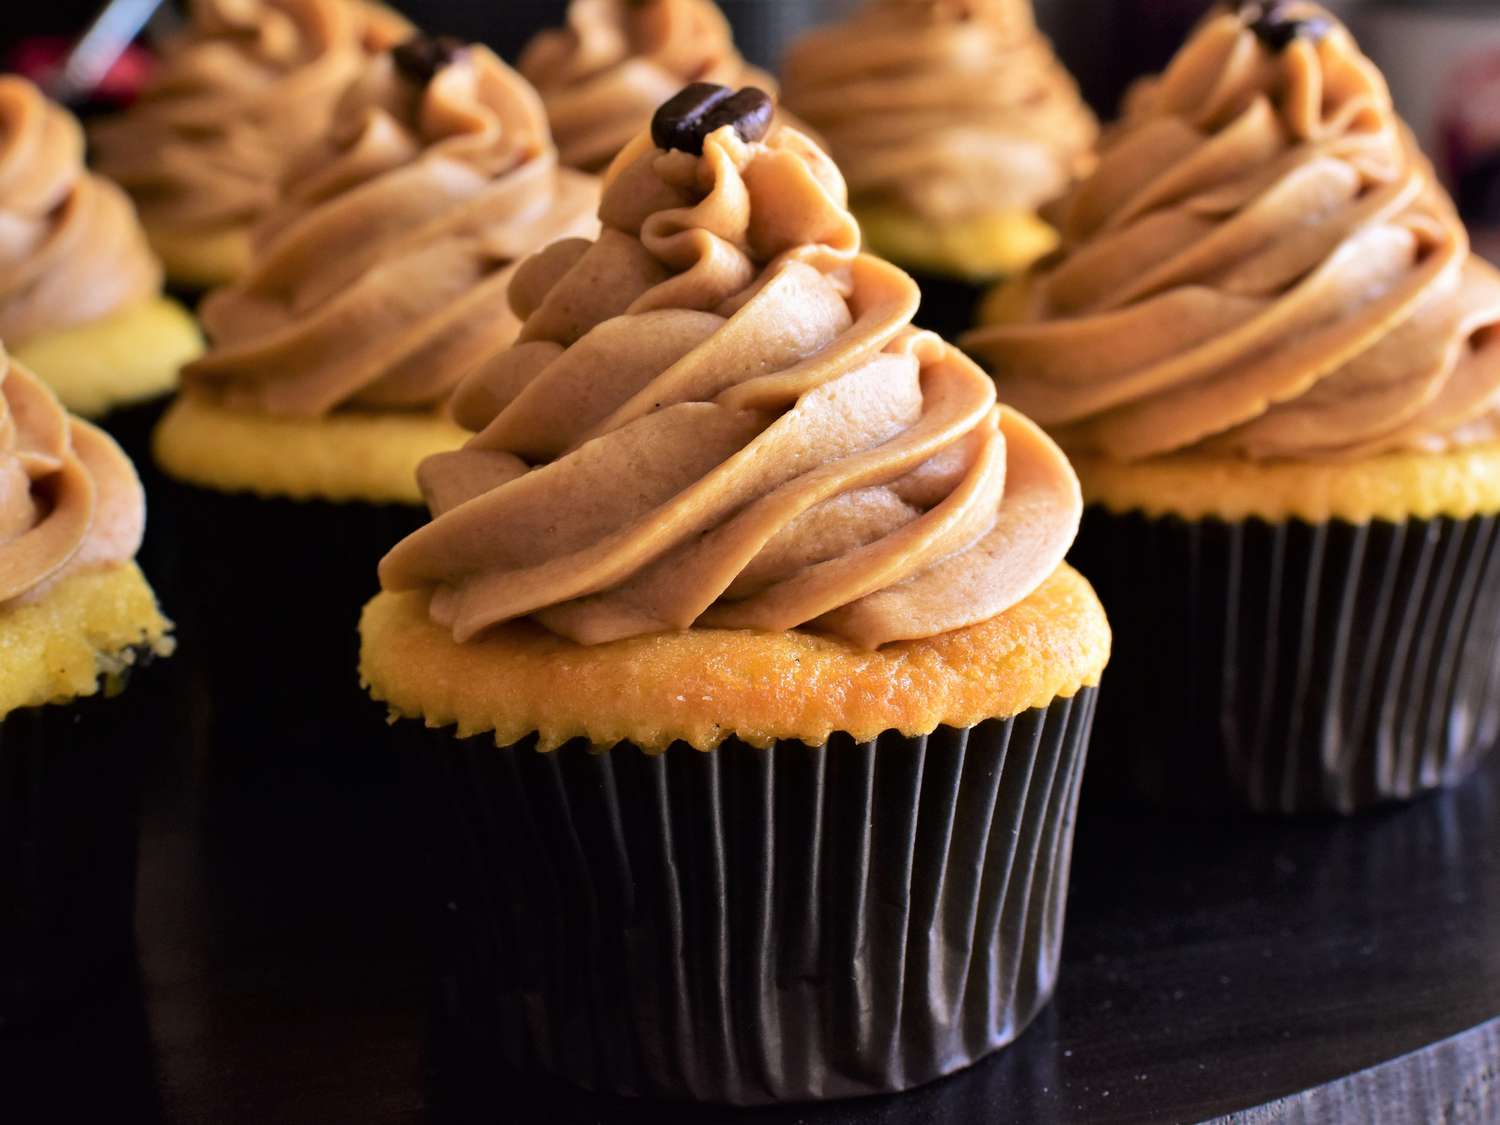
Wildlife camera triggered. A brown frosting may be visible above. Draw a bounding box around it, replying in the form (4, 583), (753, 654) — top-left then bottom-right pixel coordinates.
(183, 43), (601, 417)
(519, 0), (779, 173)
(963, 4), (1500, 462)
(90, 0), (411, 240)
(378, 113), (1082, 649)
(0, 350), (144, 605)
(0, 77), (160, 345)
(780, 0), (1097, 222)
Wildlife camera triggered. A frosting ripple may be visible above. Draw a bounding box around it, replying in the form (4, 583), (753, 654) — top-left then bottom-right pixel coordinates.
(91, 0), (410, 242)
(963, 4), (1500, 461)
(781, 0), (1097, 222)
(0, 77), (159, 344)
(0, 351), (144, 604)
(379, 112), (1081, 648)
(520, 0), (779, 173)
(184, 42), (601, 416)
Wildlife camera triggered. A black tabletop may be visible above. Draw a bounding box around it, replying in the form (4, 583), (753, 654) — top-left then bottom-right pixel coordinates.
(6, 694), (1500, 1125)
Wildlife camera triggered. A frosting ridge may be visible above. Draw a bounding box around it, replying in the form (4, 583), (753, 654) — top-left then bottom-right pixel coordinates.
(0, 350), (144, 606)
(963, 4), (1500, 462)
(781, 0), (1097, 223)
(520, 0), (779, 173)
(379, 111), (1081, 649)
(0, 77), (160, 345)
(90, 0), (410, 243)
(184, 42), (601, 417)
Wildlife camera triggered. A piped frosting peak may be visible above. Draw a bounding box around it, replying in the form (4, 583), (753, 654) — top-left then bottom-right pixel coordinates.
(964, 4), (1500, 462)
(378, 96), (1082, 649)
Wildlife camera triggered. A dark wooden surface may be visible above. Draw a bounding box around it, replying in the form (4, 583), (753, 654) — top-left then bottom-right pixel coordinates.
(3, 680), (1498, 1125)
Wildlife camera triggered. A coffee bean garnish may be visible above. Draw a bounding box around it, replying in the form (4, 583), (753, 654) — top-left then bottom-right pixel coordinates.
(392, 34), (467, 85)
(650, 84), (775, 156)
(1241, 2), (1333, 50)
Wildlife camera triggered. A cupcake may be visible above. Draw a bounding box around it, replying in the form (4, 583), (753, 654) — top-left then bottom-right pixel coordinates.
(963, 3), (1500, 814)
(90, 0), (411, 291)
(781, 0), (1097, 338)
(362, 83), (1109, 1102)
(152, 36), (600, 758)
(0, 77), (201, 459)
(0, 350), (174, 1027)
(518, 0), (781, 174)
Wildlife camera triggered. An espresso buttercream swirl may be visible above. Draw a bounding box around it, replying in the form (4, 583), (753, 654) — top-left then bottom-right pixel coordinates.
(519, 0), (780, 173)
(183, 44), (601, 417)
(0, 78), (160, 345)
(963, 4), (1500, 461)
(90, 0), (410, 238)
(378, 118), (1081, 649)
(0, 350), (144, 605)
(780, 0), (1097, 222)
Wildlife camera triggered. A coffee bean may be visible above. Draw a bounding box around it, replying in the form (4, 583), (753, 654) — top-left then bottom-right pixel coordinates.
(650, 84), (775, 156)
(1243, 2), (1333, 50)
(392, 34), (467, 85)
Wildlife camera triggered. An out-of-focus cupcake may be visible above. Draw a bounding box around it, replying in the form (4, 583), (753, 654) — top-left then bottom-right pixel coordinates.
(362, 83), (1108, 1103)
(90, 0), (411, 291)
(151, 36), (599, 759)
(0, 350), (174, 1028)
(781, 0), (1097, 337)
(518, 0), (781, 174)
(0, 77), (201, 457)
(965, 3), (1500, 814)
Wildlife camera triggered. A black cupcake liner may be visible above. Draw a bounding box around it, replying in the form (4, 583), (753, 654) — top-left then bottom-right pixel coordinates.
(1071, 508), (1500, 815)
(905, 269), (985, 343)
(0, 665), (155, 1030)
(161, 482), (424, 763)
(97, 396), (174, 583)
(400, 688), (1098, 1104)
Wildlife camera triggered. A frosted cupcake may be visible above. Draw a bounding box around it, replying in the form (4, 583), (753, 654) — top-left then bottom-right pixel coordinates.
(0, 350), (174, 1027)
(362, 83), (1108, 1102)
(519, 0), (780, 173)
(782, 0), (1096, 335)
(964, 3), (1500, 813)
(153, 36), (600, 756)
(0, 77), (200, 451)
(90, 0), (411, 290)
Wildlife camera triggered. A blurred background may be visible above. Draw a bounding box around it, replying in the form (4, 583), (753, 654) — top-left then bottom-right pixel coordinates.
(2, 0), (1499, 247)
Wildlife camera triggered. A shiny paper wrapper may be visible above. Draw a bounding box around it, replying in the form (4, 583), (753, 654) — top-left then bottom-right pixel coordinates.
(0, 670), (153, 1030)
(402, 689), (1097, 1104)
(1071, 508), (1500, 815)
(162, 482), (424, 762)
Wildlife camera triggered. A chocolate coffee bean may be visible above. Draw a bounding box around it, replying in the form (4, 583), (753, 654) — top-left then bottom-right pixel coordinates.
(651, 84), (775, 156)
(392, 35), (467, 85)
(1243, 2), (1333, 50)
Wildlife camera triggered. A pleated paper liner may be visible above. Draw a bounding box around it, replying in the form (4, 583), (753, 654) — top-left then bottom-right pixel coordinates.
(0, 661), (159, 1030)
(403, 689), (1098, 1105)
(162, 483), (424, 764)
(1071, 508), (1500, 815)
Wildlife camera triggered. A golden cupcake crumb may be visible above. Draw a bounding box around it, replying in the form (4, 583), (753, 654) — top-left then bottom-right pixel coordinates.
(1075, 443), (1500, 524)
(360, 564), (1110, 753)
(12, 296), (202, 419)
(153, 394), (469, 504)
(144, 225), (254, 291)
(857, 204), (1059, 283)
(0, 563), (174, 718)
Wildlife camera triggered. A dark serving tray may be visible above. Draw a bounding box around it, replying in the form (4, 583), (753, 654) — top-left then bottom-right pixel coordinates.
(4, 691), (1498, 1125)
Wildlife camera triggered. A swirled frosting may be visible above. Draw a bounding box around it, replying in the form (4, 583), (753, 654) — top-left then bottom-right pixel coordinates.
(0, 77), (160, 345)
(519, 0), (779, 173)
(962, 5), (1500, 461)
(0, 351), (144, 605)
(183, 43), (601, 417)
(90, 0), (410, 241)
(780, 0), (1097, 222)
(378, 115), (1082, 649)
